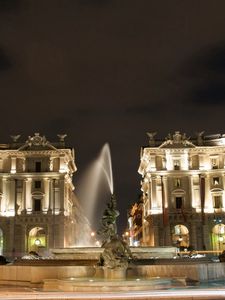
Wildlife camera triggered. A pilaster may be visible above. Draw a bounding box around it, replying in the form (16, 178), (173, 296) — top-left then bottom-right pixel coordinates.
(43, 178), (50, 214)
(25, 178), (32, 214)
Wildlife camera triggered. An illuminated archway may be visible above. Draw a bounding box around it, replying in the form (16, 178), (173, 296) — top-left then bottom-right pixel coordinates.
(212, 224), (225, 252)
(28, 227), (46, 253)
(172, 224), (189, 249)
(0, 228), (3, 255)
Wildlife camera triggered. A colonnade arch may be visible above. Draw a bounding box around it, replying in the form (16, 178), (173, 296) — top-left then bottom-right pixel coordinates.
(172, 224), (189, 249)
(28, 227), (47, 254)
(212, 224), (225, 252)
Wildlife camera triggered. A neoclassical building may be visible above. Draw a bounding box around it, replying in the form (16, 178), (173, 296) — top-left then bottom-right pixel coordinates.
(0, 133), (91, 258)
(138, 131), (225, 252)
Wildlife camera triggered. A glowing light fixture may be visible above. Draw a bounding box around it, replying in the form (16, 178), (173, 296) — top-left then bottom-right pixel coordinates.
(219, 236), (224, 242)
(178, 236), (183, 242)
(34, 238), (41, 246)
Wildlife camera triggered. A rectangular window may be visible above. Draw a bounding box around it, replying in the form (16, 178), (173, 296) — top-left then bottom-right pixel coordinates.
(35, 162), (41, 172)
(213, 177), (220, 185)
(34, 198), (41, 211)
(211, 158), (218, 169)
(175, 197), (183, 209)
(35, 181), (41, 189)
(214, 196), (222, 209)
(174, 160), (180, 170)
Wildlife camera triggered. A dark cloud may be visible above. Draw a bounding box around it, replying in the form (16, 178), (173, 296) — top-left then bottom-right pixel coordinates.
(193, 83), (225, 105)
(39, 118), (73, 137)
(0, 0), (21, 11)
(180, 42), (225, 106)
(78, 0), (110, 5)
(125, 102), (162, 116)
(0, 48), (12, 71)
(182, 42), (225, 78)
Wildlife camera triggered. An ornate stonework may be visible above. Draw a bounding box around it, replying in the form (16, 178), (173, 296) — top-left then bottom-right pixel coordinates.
(0, 134), (88, 258)
(138, 131), (225, 252)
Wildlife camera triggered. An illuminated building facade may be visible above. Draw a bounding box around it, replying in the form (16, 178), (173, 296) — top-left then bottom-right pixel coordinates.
(138, 131), (225, 251)
(0, 133), (90, 257)
(127, 200), (143, 246)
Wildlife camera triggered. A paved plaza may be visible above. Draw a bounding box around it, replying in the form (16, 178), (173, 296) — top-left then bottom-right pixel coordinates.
(0, 285), (225, 300)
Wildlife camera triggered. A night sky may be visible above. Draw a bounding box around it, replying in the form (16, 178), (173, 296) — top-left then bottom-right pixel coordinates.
(1, 0), (225, 233)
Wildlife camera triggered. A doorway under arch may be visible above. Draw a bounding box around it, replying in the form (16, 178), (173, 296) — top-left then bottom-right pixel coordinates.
(212, 224), (225, 252)
(172, 224), (189, 249)
(28, 227), (46, 254)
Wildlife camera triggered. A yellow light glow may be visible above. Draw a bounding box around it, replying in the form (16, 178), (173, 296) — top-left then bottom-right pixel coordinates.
(34, 238), (41, 246)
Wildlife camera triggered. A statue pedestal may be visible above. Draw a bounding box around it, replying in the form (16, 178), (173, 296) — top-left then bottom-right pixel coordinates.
(103, 267), (127, 280)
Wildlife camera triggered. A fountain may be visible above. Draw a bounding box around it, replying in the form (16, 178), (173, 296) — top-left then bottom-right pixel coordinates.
(76, 143), (114, 242)
(96, 194), (133, 279)
(0, 144), (225, 293)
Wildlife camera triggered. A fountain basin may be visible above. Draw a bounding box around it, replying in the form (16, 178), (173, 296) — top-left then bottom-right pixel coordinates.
(0, 260), (224, 289)
(51, 246), (177, 260)
(43, 277), (174, 292)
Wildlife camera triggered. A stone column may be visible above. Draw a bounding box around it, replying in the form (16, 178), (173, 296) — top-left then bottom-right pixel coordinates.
(2, 178), (8, 214)
(151, 176), (157, 210)
(199, 154), (205, 170)
(21, 179), (26, 213)
(8, 179), (15, 215)
(162, 176), (171, 245)
(146, 178), (150, 212)
(189, 175), (194, 209)
(222, 174), (225, 209)
(204, 175), (212, 212)
(10, 157), (16, 174)
(25, 178), (32, 214)
(59, 155), (65, 173)
(59, 179), (65, 214)
(43, 178), (50, 214)
(150, 154), (156, 171)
